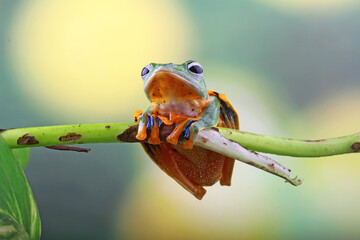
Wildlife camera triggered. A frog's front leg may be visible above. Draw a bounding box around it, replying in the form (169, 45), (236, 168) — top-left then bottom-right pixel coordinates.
(165, 119), (193, 145)
(184, 97), (220, 149)
(134, 108), (161, 144)
(166, 97), (220, 149)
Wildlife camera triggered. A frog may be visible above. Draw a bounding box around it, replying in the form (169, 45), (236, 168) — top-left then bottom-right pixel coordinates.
(134, 60), (239, 200)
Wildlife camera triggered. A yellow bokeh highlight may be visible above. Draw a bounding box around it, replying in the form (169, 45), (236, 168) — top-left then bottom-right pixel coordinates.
(300, 88), (360, 182)
(257, 0), (358, 14)
(295, 88), (360, 235)
(116, 169), (277, 240)
(9, 0), (191, 121)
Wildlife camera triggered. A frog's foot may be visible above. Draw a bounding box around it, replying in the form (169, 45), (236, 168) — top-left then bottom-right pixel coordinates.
(183, 121), (197, 149)
(134, 110), (143, 123)
(220, 157), (235, 186)
(166, 119), (198, 149)
(148, 115), (161, 145)
(157, 115), (173, 126)
(166, 119), (191, 145)
(136, 113), (162, 144)
(135, 112), (148, 141)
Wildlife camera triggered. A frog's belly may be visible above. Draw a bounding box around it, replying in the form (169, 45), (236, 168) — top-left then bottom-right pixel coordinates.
(172, 145), (225, 186)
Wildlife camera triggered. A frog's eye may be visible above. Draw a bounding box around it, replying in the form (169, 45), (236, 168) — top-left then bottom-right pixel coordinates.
(141, 64), (153, 80)
(187, 61), (203, 79)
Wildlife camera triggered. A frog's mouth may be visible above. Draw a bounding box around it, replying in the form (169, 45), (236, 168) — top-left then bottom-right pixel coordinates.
(145, 69), (204, 102)
(145, 69), (209, 117)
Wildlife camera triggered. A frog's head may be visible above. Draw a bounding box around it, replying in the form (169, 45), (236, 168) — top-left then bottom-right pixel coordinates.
(140, 60), (209, 103)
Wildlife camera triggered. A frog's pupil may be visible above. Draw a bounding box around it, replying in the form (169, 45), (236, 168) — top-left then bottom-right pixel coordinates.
(189, 65), (203, 74)
(141, 67), (150, 76)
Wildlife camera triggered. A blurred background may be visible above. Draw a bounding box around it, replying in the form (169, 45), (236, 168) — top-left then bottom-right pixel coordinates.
(1, 0), (360, 239)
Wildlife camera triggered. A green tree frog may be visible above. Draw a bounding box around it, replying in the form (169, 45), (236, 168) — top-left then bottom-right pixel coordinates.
(134, 60), (239, 200)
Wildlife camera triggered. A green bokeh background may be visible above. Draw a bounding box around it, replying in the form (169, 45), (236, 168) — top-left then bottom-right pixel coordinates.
(1, 0), (360, 239)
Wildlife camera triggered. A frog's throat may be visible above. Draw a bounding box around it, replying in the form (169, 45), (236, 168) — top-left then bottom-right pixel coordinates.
(144, 69), (208, 100)
(145, 69), (210, 118)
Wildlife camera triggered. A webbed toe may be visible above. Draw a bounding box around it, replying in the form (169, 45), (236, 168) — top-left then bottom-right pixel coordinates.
(135, 112), (148, 140)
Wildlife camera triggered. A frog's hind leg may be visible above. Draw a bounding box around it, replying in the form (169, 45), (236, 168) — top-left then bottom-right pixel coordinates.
(220, 157), (235, 186)
(141, 142), (207, 200)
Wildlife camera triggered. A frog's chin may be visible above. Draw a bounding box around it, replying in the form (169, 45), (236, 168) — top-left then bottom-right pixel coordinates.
(145, 69), (210, 117)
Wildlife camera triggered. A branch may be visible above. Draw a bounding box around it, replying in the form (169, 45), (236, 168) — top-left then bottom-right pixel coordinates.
(218, 128), (360, 157)
(196, 129), (302, 186)
(1, 123), (359, 156)
(1, 123), (359, 185)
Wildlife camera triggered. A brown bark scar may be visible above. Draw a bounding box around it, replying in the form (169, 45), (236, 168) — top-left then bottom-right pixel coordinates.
(210, 127), (220, 132)
(268, 163), (275, 171)
(59, 132), (82, 142)
(117, 125), (139, 142)
(17, 133), (39, 145)
(351, 142), (360, 152)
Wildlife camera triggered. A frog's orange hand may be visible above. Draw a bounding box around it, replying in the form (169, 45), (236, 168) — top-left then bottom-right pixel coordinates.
(165, 96), (221, 149)
(166, 119), (192, 145)
(141, 143), (207, 200)
(148, 115), (160, 144)
(135, 112), (162, 144)
(134, 110), (143, 123)
(183, 123), (196, 149)
(135, 112), (148, 141)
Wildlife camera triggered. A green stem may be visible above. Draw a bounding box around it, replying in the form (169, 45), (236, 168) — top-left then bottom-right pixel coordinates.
(218, 128), (360, 157)
(0, 123), (359, 157)
(1, 123), (131, 148)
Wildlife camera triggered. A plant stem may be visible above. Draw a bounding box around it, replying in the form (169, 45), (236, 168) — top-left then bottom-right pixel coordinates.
(196, 129), (302, 186)
(1, 123), (359, 157)
(2, 123), (359, 186)
(0, 123), (305, 185)
(218, 128), (360, 157)
(1, 123), (130, 148)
